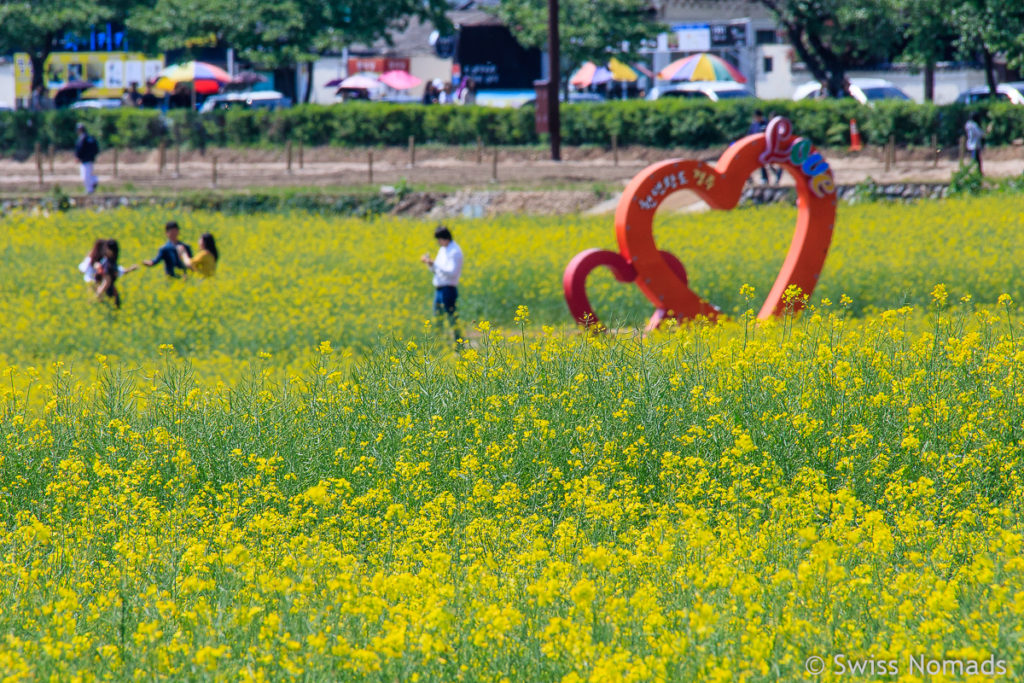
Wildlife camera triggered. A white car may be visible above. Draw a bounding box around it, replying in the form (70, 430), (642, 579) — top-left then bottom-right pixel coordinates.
(199, 90), (292, 113)
(955, 83), (1024, 105)
(793, 78), (911, 105)
(70, 98), (123, 109)
(647, 81), (757, 101)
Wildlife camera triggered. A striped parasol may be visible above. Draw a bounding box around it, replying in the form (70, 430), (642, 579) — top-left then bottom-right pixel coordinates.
(570, 62), (613, 88)
(657, 53), (746, 83)
(570, 58), (639, 88)
(151, 61), (231, 95)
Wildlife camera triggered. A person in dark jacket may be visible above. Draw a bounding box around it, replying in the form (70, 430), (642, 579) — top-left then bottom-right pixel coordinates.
(143, 221), (193, 278)
(74, 123), (100, 194)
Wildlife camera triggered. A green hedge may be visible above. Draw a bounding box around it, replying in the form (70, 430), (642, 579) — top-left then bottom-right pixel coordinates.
(2, 99), (1022, 154)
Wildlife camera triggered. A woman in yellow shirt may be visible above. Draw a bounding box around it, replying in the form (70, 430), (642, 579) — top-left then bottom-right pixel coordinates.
(177, 232), (219, 277)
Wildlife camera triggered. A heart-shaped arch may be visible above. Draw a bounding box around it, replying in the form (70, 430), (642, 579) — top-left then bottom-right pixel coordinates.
(615, 116), (837, 322)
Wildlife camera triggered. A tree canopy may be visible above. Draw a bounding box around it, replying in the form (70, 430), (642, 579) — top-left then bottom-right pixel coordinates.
(756, 0), (903, 97)
(492, 0), (663, 87)
(0, 0), (155, 86)
(757, 0), (1024, 98)
(126, 0), (451, 68)
(0, 0), (451, 89)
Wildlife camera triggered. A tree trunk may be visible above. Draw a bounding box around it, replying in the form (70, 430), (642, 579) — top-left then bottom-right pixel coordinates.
(982, 46), (996, 94)
(304, 62), (314, 103)
(29, 32), (56, 90)
(779, 23), (835, 95)
(924, 61), (934, 102)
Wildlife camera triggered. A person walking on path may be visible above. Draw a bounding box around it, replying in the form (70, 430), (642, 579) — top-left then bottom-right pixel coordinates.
(965, 113), (984, 175)
(748, 110), (771, 185)
(421, 225), (464, 347)
(143, 221), (193, 278)
(74, 123), (100, 194)
(177, 232), (219, 277)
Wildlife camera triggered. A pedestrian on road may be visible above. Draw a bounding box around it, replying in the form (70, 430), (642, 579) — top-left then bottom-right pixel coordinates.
(143, 221), (193, 278)
(965, 113), (984, 175)
(748, 109), (771, 185)
(420, 225), (464, 348)
(74, 123), (100, 195)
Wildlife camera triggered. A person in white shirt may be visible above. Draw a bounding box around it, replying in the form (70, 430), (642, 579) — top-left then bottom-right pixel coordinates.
(965, 113), (984, 175)
(421, 225), (464, 346)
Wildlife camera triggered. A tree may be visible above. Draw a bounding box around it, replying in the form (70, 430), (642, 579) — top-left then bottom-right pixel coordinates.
(756, 0), (902, 97)
(947, 0), (1024, 94)
(894, 0), (955, 101)
(0, 0), (150, 88)
(491, 0), (663, 94)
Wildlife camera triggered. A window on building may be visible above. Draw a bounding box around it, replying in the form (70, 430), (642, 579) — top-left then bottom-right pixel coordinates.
(756, 29), (778, 45)
(763, 56), (773, 74)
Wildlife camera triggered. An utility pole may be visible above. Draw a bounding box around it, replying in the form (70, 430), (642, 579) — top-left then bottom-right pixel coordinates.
(547, 0), (561, 161)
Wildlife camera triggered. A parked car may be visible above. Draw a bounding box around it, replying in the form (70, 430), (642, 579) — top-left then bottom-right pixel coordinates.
(793, 78), (911, 105)
(646, 82), (756, 101)
(954, 83), (1024, 105)
(199, 90), (292, 113)
(70, 98), (123, 110)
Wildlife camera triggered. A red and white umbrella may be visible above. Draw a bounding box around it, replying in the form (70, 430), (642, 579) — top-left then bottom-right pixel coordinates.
(330, 74), (380, 90)
(570, 62), (613, 88)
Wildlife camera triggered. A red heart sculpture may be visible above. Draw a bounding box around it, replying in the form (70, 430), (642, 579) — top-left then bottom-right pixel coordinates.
(615, 117), (837, 322)
(563, 248), (689, 330)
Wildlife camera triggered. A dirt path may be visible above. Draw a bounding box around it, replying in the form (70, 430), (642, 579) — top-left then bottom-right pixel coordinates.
(3, 144), (1021, 199)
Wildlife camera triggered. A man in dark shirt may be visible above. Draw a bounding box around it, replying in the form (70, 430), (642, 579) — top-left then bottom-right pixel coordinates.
(74, 123), (100, 194)
(143, 221), (192, 277)
(139, 85), (159, 108)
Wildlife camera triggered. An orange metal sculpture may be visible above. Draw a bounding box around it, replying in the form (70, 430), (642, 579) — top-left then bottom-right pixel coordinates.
(564, 117), (837, 329)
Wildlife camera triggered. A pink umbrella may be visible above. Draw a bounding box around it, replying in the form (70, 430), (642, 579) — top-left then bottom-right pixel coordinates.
(379, 70), (422, 90)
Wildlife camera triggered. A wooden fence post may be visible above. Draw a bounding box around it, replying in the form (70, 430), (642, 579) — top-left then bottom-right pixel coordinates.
(298, 140), (304, 169)
(611, 133), (619, 166)
(286, 141), (293, 174)
(35, 142), (43, 186)
(476, 136), (483, 164)
(158, 140), (166, 174)
(368, 151), (374, 184)
(48, 145), (55, 173)
(932, 134), (939, 168)
(211, 156), (218, 187)
(491, 149), (498, 182)
(958, 135), (966, 163)
(408, 135), (416, 167)
(113, 148), (119, 178)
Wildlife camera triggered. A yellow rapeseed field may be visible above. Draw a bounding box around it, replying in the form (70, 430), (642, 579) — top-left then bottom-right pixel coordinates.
(1, 198), (1023, 681)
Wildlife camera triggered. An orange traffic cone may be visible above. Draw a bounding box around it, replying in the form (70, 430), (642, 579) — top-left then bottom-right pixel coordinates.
(849, 118), (863, 152)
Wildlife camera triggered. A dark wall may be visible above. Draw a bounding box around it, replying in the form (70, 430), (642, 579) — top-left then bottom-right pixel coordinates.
(456, 25), (541, 90)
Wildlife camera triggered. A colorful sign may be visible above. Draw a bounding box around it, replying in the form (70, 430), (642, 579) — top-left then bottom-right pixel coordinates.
(14, 52), (33, 99)
(347, 58), (410, 75)
(44, 52), (164, 98)
(563, 116), (837, 330)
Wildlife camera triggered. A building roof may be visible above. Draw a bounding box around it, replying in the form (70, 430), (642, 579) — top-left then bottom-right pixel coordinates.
(654, 0), (776, 22)
(349, 4), (505, 57)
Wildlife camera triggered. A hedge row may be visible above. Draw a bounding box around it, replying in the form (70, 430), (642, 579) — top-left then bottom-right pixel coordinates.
(1, 99), (1021, 154)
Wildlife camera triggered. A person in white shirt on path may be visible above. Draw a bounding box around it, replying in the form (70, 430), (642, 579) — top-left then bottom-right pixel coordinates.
(965, 113), (984, 175)
(421, 225), (464, 347)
